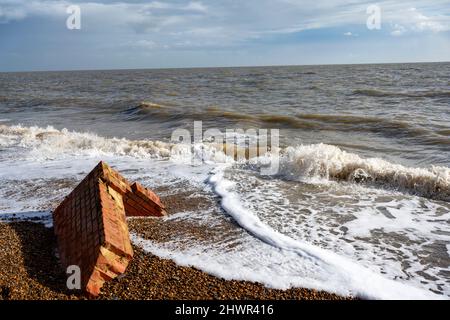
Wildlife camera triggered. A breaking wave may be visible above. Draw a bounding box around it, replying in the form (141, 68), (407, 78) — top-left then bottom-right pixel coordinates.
(0, 124), (172, 159)
(1, 124), (449, 201)
(274, 144), (450, 202)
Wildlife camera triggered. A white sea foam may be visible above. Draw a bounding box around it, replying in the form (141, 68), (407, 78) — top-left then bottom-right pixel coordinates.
(343, 202), (450, 239)
(1, 124), (448, 201)
(0, 211), (53, 228)
(0, 124), (172, 160)
(204, 166), (444, 299)
(273, 143), (450, 201)
(230, 169), (450, 295)
(0, 124), (234, 166)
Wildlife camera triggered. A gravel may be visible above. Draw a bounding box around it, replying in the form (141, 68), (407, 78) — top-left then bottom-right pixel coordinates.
(0, 221), (351, 300)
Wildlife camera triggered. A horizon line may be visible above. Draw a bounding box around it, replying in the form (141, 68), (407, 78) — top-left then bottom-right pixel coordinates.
(1, 60), (449, 74)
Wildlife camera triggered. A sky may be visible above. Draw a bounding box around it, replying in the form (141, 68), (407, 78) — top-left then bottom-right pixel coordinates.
(0, 0), (449, 71)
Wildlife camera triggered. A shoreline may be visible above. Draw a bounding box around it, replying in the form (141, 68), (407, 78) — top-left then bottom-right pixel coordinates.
(0, 182), (353, 300)
(0, 221), (351, 300)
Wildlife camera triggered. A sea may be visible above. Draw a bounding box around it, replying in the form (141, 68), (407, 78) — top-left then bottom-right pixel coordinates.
(0, 62), (449, 299)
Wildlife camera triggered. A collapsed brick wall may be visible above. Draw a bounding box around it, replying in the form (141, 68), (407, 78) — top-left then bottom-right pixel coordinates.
(53, 161), (166, 296)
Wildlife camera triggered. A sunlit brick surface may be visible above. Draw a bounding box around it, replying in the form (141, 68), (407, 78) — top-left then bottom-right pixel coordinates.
(53, 161), (166, 296)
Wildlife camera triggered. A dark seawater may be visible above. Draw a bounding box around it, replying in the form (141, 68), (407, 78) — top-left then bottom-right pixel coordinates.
(1, 63), (449, 165)
(0, 63), (449, 299)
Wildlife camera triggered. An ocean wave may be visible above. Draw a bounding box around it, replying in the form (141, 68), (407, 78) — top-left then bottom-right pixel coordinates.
(125, 103), (449, 144)
(138, 101), (167, 109)
(294, 113), (440, 139)
(124, 103), (257, 123)
(1, 124), (449, 201)
(437, 129), (450, 136)
(0, 124), (172, 159)
(275, 143), (450, 202)
(352, 89), (450, 98)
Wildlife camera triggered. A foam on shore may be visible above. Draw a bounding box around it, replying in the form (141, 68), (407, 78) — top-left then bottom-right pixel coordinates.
(205, 166), (443, 300)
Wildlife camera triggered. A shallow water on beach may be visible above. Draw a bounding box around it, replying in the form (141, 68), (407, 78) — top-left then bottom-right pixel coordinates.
(0, 63), (449, 299)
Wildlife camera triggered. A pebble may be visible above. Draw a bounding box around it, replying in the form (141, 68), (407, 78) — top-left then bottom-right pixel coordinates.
(0, 220), (353, 300)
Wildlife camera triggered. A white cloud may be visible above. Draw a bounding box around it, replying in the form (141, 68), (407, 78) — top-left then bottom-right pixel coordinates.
(0, 0), (65, 23)
(0, 0), (449, 47)
(183, 1), (207, 13)
(0, 6), (26, 23)
(408, 7), (449, 32)
(134, 39), (158, 49)
(387, 7), (450, 36)
(391, 24), (407, 36)
(126, 39), (170, 51)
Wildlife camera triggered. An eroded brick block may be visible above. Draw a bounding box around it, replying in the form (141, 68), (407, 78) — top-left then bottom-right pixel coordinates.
(53, 161), (166, 296)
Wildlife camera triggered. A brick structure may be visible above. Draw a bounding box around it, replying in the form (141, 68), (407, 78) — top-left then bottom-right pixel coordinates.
(53, 161), (166, 296)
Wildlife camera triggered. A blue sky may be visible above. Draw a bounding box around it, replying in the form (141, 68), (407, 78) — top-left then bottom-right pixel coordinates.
(0, 0), (449, 71)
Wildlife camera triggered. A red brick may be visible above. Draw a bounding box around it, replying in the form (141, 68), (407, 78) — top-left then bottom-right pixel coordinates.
(53, 161), (166, 297)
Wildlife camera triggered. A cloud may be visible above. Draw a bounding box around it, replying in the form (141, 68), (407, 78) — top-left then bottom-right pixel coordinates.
(0, 7), (26, 23)
(407, 7), (449, 32)
(387, 7), (450, 36)
(391, 24), (407, 36)
(0, 1), (208, 23)
(0, 0), (449, 50)
(0, 0), (65, 23)
(183, 1), (207, 13)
